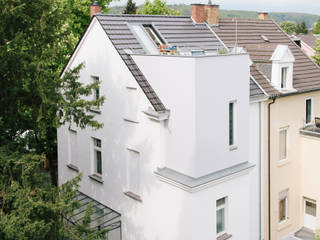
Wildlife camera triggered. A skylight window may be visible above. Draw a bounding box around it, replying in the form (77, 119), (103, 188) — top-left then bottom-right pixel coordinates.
(143, 24), (165, 47)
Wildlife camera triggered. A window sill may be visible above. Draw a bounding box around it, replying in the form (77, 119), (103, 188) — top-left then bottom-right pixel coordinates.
(123, 118), (139, 124)
(89, 174), (103, 184)
(278, 159), (291, 167)
(278, 219), (291, 231)
(217, 233), (232, 240)
(89, 108), (101, 114)
(229, 145), (238, 151)
(124, 191), (142, 202)
(67, 163), (79, 172)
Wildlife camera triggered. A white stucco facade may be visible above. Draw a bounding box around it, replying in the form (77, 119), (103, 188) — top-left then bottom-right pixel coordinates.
(58, 18), (263, 240)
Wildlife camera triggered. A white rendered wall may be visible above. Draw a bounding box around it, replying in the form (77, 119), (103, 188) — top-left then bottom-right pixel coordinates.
(58, 18), (259, 240)
(133, 54), (250, 178)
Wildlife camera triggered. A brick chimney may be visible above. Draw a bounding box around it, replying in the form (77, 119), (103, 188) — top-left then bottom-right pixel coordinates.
(205, 4), (219, 25)
(258, 12), (268, 20)
(191, 4), (206, 23)
(90, 0), (102, 18)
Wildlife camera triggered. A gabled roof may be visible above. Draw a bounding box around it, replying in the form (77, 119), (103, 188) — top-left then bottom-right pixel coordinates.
(212, 18), (320, 97)
(94, 14), (225, 111)
(270, 45), (295, 62)
(297, 33), (319, 48)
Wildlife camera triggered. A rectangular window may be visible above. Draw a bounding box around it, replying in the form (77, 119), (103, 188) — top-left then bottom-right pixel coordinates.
(92, 76), (100, 101)
(69, 130), (78, 165)
(216, 197), (227, 235)
(306, 98), (312, 124)
(127, 149), (140, 196)
(229, 102), (236, 146)
(93, 138), (102, 175)
(279, 128), (288, 161)
(143, 24), (164, 47)
(281, 67), (287, 89)
(279, 190), (288, 223)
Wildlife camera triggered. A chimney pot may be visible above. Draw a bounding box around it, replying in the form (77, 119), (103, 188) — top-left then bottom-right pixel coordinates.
(191, 4), (206, 24)
(258, 12), (268, 20)
(90, 0), (102, 18)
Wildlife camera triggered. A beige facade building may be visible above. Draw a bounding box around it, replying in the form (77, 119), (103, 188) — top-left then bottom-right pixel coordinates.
(211, 9), (320, 240)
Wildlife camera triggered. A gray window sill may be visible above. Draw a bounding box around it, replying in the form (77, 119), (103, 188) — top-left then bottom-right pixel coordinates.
(123, 118), (139, 124)
(89, 108), (101, 114)
(89, 174), (103, 184)
(217, 233), (232, 240)
(229, 145), (238, 151)
(67, 163), (79, 172)
(124, 191), (142, 202)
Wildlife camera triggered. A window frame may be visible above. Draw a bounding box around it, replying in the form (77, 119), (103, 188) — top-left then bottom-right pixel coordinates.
(142, 24), (165, 47)
(68, 129), (78, 166)
(91, 76), (100, 101)
(281, 67), (288, 89)
(279, 190), (288, 224)
(216, 197), (228, 237)
(279, 127), (288, 162)
(228, 100), (237, 150)
(305, 97), (313, 125)
(126, 148), (141, 197)
(92, 137), (102, 176)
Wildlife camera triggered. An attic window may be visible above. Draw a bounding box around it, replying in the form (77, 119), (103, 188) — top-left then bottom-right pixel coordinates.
(143, 24), (165, 47)
(261, 35), (269, 42)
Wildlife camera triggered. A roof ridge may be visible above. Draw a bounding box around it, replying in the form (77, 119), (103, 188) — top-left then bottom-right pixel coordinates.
(96, 13), (190, 18)
(219, 17), (273, 22)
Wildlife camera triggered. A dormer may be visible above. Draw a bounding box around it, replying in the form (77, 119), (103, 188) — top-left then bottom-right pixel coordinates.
(270, 45), (295, 91)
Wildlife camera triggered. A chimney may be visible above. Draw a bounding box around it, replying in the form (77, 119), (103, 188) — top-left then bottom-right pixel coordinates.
(191, 4), (206, 23)
(205, 4), (219, 25)
(90, 0), (102, 18)
(258, 12), (268, 20)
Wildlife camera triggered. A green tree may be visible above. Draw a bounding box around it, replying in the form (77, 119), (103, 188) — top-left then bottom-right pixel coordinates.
(280, 21), (297, 35)
(296, 21), (309, 34)
(313, 39), (320, 66)
(138, 0), (181, 15)
(123, 0), (137, 14)
(0, 148), (108, 240)
(0, 0), (104, 185)
(313, 18), (320, 34)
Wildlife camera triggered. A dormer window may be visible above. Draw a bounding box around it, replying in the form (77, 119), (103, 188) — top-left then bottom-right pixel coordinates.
(281, 67), (288, 89)
(270, 45), (295, 91)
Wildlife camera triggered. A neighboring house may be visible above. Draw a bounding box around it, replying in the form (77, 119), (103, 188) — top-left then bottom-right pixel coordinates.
(208, 8), (320, 240)
(58, 2), (266, 240)
(291, 34), (319, 58)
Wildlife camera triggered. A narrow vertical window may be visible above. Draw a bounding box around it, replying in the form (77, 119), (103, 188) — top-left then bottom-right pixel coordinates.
(69, 130), (78, 165)
(229, 102), (235, 146)
(306, 98), (312, 124)
(216, 197), (227, 235)
(279, 128), (288, 161)
(143, 24), (164, 47)
(281, 67), (288, 89)
(279, 190), (288, 223)
(127, 149), (140, 195)
(92, 76), (100, 101)
(93, 138), (102, 175)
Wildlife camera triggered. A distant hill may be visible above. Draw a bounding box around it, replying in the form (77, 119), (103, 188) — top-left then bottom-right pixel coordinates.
(109, 4), (319, 28)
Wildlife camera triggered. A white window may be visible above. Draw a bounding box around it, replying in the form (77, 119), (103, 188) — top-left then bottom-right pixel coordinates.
(92, 76), (100, 101)
(279, 190), (288, 223)
(69, 130), (78, 165)
(143, 24), (164, 47)
(126, 149), (140, 196)
(229, 101), (237, 149)
(216, 197), (227, 236)
(92, 138), (102, 175)
(306, 98), (313, 125)
(279, 128), (288, 161)
(281, 67), (288, 89)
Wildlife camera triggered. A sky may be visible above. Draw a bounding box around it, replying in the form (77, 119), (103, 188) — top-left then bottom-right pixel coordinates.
(109, 0), (320, 15)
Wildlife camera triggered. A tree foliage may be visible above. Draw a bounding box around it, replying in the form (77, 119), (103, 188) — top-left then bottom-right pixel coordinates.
(0, 148), (108, 240)
(123, 0), (137, 14)
(313, 18), (320, 34)
(0, 0), (105, 185)
(138, 0), (181, 15)
(280, 21), (297, 35)
(296, 21), (309, 34)
(313, 39), (320, 67)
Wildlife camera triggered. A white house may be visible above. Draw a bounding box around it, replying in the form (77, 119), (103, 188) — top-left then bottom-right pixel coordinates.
(58, 3), (267, 240)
